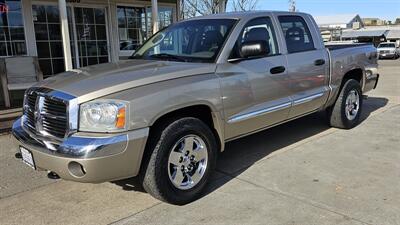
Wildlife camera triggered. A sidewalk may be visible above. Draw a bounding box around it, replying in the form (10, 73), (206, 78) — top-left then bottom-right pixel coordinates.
(0, 108), (21, 132)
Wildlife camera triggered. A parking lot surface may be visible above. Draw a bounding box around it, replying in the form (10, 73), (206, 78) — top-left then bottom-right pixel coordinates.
(0, 59), (399, 225)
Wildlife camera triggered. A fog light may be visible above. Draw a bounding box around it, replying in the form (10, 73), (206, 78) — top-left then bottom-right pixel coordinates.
(68, 161), (86, 178)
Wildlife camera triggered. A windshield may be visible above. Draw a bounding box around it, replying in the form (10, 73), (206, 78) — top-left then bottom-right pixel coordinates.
(131, 19), (237, 63)
(378, 43), (396, 48)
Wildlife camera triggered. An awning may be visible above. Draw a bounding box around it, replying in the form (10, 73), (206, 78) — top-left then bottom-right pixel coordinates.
(342, 29), (389, 38)
(387, 30), (400, 39)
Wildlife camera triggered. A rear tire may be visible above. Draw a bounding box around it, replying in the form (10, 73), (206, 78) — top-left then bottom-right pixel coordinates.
(142, 117), (217, 205)
(327, 79), (363, 129)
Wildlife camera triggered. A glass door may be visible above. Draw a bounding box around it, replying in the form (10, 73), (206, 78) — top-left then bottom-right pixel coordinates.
(73, 7), (109, 67)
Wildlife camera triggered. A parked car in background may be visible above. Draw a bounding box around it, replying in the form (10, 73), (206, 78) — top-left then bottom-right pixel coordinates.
(12, 11), (379, 205)
(377, 42), (399, 59)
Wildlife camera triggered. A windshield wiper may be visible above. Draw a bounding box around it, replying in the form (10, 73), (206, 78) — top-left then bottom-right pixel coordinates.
(148, 53), (187, 62)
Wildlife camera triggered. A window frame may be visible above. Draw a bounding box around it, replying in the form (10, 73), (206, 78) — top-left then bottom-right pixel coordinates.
(0, 0), (28, 57)
(116, 5), (147, 56)
(278, 15), (316, 54)
(229, 16), (281, 61)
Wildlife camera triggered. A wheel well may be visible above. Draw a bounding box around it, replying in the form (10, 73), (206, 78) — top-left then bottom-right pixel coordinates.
(341, 68), (363, 88)
(150, 105), (221, 151)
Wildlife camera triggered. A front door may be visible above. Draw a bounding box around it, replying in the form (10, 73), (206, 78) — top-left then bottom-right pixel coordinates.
(32, 4), (109, 78)
(217, 17), (292, 139)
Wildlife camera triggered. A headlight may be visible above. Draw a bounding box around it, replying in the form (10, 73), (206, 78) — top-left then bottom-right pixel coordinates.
(79, 100), (128, 132)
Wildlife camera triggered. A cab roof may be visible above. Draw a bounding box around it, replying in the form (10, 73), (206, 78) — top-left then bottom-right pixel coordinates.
(185, 11), (310, 21)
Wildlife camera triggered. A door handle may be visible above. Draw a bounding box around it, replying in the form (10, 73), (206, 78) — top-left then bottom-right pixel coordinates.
(270, 66), (286, 74)
(314, 59), (325, 66)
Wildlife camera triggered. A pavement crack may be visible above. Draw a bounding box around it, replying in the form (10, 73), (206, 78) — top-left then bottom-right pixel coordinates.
(0, 181), (58, 200)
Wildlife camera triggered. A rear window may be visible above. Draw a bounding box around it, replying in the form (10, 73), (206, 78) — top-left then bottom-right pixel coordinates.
(379, 43), (396, 48)
(278, 16), (315, 53)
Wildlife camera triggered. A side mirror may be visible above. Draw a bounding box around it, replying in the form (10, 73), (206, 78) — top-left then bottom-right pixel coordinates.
(240, 41), (270, 59)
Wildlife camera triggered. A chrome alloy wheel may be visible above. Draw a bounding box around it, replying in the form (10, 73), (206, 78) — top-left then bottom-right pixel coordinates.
(345, 89), (360, 121)
(167, 135), (208, 190)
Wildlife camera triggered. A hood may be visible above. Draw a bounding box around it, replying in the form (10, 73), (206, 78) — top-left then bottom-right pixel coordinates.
(39, 60), (216, 103)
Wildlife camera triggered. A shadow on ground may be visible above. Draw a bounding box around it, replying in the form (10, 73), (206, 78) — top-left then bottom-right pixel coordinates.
(112, 97), (388, 200)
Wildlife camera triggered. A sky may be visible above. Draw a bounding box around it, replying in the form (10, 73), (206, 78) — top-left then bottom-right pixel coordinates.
(228, 0), (400, 22)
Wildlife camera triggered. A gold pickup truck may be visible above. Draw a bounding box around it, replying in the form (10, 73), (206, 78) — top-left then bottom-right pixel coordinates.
(12, 11), (379, 205)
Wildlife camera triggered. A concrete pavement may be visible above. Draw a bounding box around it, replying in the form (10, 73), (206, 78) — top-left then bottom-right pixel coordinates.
(0, 59), (399, 225)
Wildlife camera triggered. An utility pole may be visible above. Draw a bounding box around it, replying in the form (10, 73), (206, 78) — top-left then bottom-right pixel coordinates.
(289, 0), (296, 12)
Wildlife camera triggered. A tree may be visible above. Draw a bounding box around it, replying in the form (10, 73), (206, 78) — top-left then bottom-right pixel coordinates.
(180, 0), (227, 19)
(231, 0), (258, 12)
(180, 0), (198, 19)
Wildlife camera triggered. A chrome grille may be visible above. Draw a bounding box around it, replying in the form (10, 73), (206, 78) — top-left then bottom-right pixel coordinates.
(24, 92), (38, 134)
(379, 50), (390, 54)
(42, 97), (68, 138)
(23, 88), (69, 139)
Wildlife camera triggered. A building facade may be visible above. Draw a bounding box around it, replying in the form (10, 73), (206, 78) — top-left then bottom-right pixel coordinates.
(315, 14), (364, 42)
(315, 14), (364, 29)
(0, 0), (178, 79)
(362, 18), (386, 26)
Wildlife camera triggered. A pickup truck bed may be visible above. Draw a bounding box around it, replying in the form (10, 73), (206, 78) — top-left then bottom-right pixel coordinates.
(325, 42), (373, 51)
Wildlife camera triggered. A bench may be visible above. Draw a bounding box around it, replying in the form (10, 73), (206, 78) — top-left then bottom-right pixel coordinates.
(0, 56), (43, 108)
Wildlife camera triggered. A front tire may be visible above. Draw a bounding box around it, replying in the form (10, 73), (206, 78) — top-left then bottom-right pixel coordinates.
(328, 79), (363, 129)
(142, 117), (217, 205)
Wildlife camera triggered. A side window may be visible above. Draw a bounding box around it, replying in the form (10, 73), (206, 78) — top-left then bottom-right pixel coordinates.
(231, 17), (279, 58)
(278, 16), (315, 53)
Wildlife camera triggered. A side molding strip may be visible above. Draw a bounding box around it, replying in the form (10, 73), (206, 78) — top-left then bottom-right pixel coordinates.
(228, 102), (291, 124)
(293, 93), (324, 106)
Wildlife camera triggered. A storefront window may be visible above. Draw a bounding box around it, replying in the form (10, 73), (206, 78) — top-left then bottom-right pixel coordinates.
(158, 7), (173, 30)
(0, 0), (26, 56)
(117, 6), (174, 54)
(32, 5), (64, 78)
(74, 7), (109, 67)
(117, 6), (146, 51)
(146, 7), (174, 38)
(32, 5), (109, 77)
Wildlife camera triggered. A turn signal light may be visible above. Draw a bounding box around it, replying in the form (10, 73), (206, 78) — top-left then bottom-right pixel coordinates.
(116, 107), (126, 129)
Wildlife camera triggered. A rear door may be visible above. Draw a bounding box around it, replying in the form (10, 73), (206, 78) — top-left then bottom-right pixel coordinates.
(277, 15), (330, 118)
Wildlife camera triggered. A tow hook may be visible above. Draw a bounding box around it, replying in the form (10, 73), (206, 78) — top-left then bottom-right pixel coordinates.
(15, 152), (22, 159)
(47, 171), (60, 179)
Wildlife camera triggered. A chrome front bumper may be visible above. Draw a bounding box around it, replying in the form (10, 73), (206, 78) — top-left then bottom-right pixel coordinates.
(12, 118), (149, 183)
